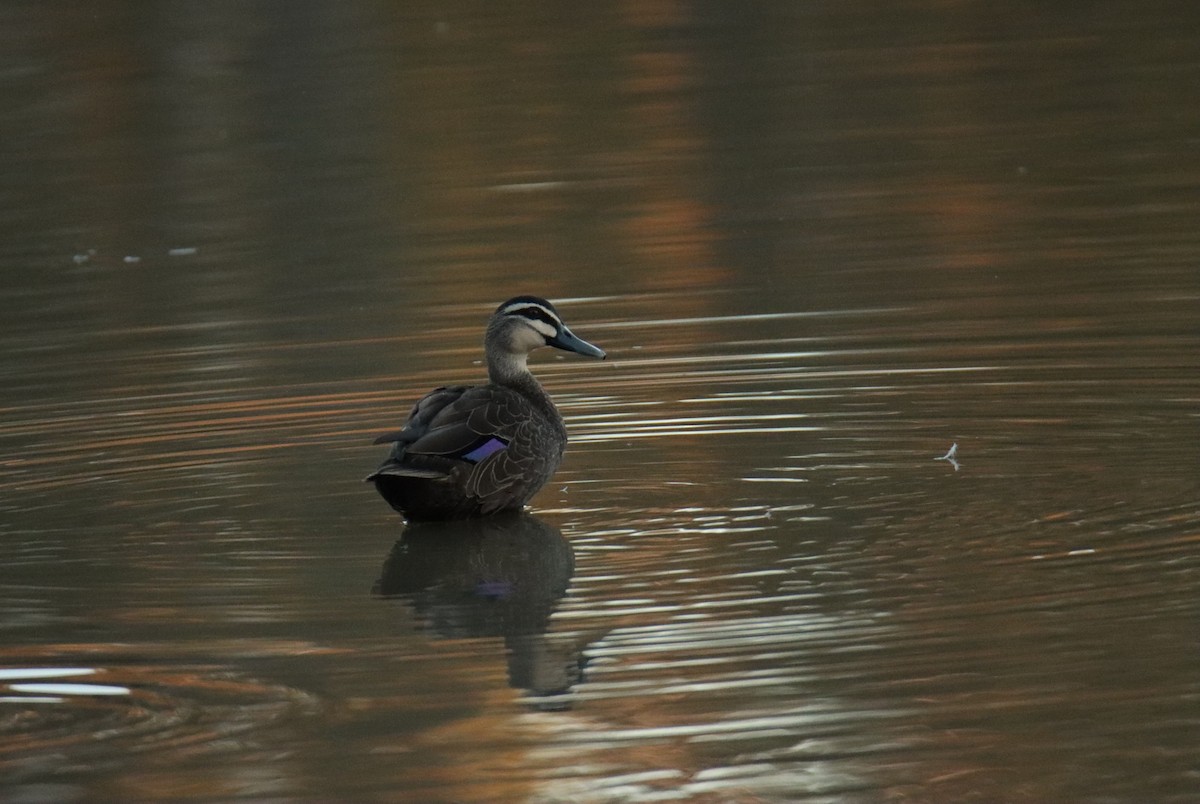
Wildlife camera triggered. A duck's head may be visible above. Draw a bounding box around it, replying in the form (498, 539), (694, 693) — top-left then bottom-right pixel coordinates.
(486, 296), (606, 370)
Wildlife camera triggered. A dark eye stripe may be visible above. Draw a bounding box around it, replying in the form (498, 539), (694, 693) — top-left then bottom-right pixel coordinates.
(506, 304), (561, 330)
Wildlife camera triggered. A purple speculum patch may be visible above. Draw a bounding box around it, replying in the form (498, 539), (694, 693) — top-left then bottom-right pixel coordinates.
(462, 437), (508, 463)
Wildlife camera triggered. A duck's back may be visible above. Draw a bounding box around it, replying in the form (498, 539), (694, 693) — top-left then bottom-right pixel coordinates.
(367, 382), (567, 520)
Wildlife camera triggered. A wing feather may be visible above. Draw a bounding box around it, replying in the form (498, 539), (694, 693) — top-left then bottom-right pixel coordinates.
(368, 382), (562, 516)
(369, 384), (528, 467)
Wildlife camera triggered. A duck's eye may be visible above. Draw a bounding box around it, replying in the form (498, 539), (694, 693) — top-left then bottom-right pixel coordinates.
(505, 304), (562, 338)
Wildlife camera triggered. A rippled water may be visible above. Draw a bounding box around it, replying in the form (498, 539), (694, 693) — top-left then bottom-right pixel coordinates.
(3, 3), (1199, 802)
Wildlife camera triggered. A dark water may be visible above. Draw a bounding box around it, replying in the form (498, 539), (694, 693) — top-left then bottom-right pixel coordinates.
(3, 4), (1199, 802)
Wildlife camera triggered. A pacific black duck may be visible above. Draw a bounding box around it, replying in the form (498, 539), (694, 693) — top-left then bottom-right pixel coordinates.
(367, 296), (605, 520)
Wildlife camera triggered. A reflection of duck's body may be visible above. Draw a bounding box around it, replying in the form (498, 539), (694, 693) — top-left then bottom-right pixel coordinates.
(373, 512), (574, 638)
(374, 512), (585, 705)
(367, 296), (605, 521)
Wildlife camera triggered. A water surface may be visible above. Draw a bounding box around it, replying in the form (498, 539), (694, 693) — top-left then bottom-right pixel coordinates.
(2, 3), (1198, 802)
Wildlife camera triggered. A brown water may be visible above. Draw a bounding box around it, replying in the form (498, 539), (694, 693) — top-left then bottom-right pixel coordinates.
(2, 4), (1199, 802)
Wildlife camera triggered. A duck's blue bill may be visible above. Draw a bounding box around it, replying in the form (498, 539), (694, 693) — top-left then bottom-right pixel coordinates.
(549, 325), (606, 359)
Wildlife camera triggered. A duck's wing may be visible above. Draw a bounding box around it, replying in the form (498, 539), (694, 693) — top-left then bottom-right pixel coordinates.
(371, 385), (469, 447)
(367, 385), (521, 481)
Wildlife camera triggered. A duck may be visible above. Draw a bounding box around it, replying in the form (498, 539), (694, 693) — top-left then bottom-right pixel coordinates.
(367, 296), (606, 521)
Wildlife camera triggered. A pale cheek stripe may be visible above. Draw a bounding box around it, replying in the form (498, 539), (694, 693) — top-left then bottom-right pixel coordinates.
(529, 320), (557, 338)
(463, 437), (508, 463)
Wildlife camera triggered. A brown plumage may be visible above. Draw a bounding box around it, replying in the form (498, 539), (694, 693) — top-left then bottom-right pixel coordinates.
(367, 296), (605, 521)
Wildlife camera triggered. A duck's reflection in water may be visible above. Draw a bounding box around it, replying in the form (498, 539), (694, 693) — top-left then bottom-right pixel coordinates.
(373, 512), (581, 709)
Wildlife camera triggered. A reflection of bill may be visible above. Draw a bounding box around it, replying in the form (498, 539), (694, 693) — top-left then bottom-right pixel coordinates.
(373, 512), (585, 708)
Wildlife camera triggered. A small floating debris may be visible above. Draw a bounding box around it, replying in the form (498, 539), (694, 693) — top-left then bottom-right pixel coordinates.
(167, 246), (198, 257)
(72, 249), (96, 265)
(935, 442), (961, 471)
(489, 181), (567, 193)
(123, 255), (141, 264)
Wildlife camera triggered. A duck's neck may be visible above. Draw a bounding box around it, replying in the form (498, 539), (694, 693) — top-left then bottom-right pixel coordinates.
(487, 349), (532, 387)
(488, 350), (558, 416)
